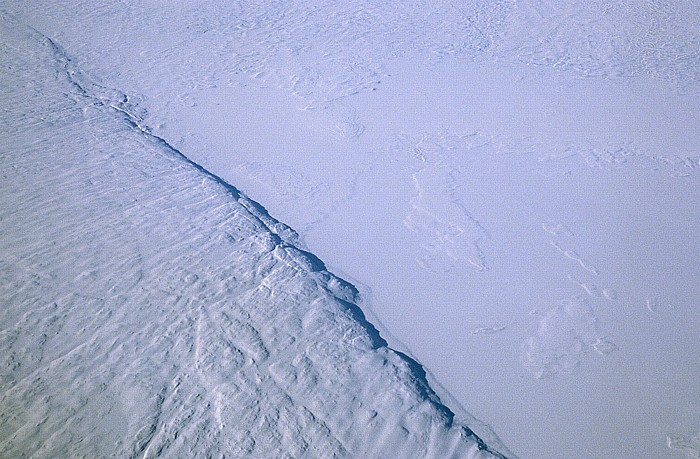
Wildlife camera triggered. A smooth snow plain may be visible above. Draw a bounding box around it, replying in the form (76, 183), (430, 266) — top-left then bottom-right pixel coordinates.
(2, 1), (699, 458)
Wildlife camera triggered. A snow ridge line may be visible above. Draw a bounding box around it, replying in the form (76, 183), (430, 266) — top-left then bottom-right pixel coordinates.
(5, 13), (511, 459)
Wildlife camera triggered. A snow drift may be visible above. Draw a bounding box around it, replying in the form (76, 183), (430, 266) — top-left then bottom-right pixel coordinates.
(0, 14), (508, 458)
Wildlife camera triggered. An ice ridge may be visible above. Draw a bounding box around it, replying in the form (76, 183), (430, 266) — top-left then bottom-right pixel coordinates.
(0, 12), (510, 458)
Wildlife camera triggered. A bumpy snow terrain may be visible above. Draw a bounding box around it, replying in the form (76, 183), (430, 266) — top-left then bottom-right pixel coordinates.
(2, 1), (699, 458)
(0, 12), (507, 459)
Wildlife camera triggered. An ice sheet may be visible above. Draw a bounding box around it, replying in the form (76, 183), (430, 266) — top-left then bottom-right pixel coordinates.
(3, 1), (699, 457)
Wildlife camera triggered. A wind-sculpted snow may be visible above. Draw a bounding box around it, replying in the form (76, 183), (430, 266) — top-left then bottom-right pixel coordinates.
(0, 16), (508, 458)
(497, 0), (700, 84)
(3, 1), (699, 458)
(1, 0), (514, 109)
(5, 0), (698, 115)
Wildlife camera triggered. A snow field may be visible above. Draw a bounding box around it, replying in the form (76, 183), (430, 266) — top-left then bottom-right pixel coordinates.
(2, 0), (699, 457)
(0, 15), (507, 458)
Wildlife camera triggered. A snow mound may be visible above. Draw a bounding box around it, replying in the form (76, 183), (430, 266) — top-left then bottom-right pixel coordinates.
(0, 14), (509, 458)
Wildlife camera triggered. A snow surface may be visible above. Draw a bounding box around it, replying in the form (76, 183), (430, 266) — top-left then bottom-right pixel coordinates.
(0, 11), (507, 459)
(2, 1), (699, 458)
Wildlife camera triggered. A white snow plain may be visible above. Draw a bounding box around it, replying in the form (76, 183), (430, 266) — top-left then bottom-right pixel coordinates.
(0, 11), (507, 459)
(2, 1), (700, 458)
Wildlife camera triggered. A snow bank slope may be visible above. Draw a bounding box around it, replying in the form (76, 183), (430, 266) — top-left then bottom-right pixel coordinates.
(0, 15), (507, 458)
